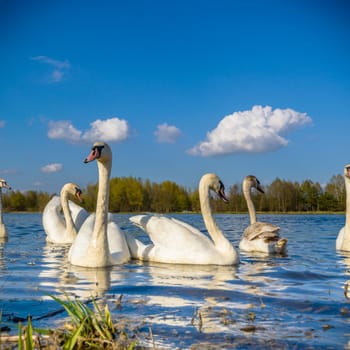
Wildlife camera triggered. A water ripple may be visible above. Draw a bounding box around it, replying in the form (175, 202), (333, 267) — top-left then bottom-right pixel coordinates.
(0, 213), (350, 349)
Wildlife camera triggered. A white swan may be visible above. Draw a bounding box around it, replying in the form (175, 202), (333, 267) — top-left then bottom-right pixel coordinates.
(0, 179), (11, 239)
(127, 173), (240, 265)
(239, 175), (287, 254)
(68, 141), (130, 267)
(336, 164), (350, 251)
(42, 183), (88, 244)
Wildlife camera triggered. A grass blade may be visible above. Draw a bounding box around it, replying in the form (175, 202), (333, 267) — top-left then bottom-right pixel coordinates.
(17, 322), (23, 350)
(63, 317), (86, 350)
(25, 317), (34, 350)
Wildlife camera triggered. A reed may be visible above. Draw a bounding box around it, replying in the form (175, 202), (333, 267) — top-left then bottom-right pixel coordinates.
(2, 295), (139, 350)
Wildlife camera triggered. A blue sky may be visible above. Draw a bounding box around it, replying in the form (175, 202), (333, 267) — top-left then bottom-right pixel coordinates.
(0, 0), (349, 194)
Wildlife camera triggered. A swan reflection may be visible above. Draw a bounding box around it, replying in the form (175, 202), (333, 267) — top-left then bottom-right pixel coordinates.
(39, 243), (113, 299)
(115, 261), (240, 332)
(67, 265), (112, 298)
(338, 250), (350, 272)
(0, 237), (7, 270)
(238, 255), (289, 299)
(337, 250), (350, 299)
(138, 261), (238, 289)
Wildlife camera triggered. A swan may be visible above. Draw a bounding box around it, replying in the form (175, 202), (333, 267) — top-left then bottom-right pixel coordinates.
(336, 164), (350, 251)
(68, 141), (130, 267)
(42, 183), (88, 244)
(0, 179), (11, 239)
(127, 173), (240, 265)
(239, 175), (287, 254)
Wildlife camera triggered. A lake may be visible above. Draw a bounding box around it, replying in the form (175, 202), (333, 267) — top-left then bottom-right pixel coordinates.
(0, 213), (350, 349)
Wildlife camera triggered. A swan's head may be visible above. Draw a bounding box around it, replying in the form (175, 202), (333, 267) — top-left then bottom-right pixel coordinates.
(61, 183), (83, 202)
(0, 179), (11, 190)
(84, 141), (112, 164)
(201, 173), (228, 202)
(344, 164), (350, 178)
(244, 175), (264, 194)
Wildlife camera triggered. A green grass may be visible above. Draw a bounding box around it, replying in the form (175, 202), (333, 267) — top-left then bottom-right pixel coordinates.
(11, 295), (140, 350)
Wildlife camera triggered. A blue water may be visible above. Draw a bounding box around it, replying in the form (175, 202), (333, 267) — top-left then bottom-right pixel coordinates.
(1, 213), (350, 349)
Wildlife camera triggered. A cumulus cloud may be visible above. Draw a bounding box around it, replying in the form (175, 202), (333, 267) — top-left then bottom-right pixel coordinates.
(41, 163), (63, 173)
(187, 105), (312, 157)
(31, 55), (71, 83)
(81, 118), (129, 142)
(47, 117), (129, 144)
(48, 120), (81, 142)
(154, 123), (182, 143)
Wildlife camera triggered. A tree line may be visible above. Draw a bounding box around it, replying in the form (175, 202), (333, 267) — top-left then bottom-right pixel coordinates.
(1, 173), (346, 213)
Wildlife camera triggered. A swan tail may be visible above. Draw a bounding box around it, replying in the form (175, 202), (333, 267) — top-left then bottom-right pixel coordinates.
(276, 238), (288, 253)
(129, 214), (152, 231)
(124, 231), (147, 259)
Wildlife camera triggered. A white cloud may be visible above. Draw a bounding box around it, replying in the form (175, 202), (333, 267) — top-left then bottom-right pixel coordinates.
(154, 123), (182, 143)
(48, 120), (82, 142)
(82, 118), (129, 142)
(31, 55), (71, 83)
(41, 163), (63, 173)
(0, 120), (6, 128)
(51, 69), (64, 82)
(31, 56), (71, 69)
(188, 105), (312, 157)
(47, 117), (129, 144)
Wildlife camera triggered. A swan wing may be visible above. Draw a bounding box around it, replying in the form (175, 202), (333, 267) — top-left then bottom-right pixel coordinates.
(42, 196), (66, 241)
(69, 214), (130, 265)
(68, 200), (89, 231)
(107, 221), (130, 263)
(243, 221), (280, 241)
(168, 217), (205, 236)
(336, 226), (345, 250)
(68, 213), (95, 262)
(129, 214), (211, 249)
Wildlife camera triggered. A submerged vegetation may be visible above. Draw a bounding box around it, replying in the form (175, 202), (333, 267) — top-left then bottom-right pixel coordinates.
(2, 173), (346, 213)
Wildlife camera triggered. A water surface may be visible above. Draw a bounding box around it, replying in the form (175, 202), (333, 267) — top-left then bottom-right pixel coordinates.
(1, 213), (350, 349)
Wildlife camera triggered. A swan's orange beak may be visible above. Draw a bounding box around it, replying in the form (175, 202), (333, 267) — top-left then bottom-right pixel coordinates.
(84, 148), (98, 163)
(84, 145), (104, 163)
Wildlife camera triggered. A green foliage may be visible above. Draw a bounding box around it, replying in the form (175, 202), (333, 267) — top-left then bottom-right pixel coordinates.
(52, 294), (138, 349)
(17, 317), (34, 350)
(2, 173), (347, 213)
(17, 322), (24, 350)
(51, 294), (117, 348)
(25, 317), (34, 350)
(14, 296), (138, 349)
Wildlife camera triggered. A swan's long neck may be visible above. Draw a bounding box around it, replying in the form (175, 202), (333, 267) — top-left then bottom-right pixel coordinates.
(91, 158), (111, 253)
(243, 181), (257, 224)
(61, 190), (77, 237)
(199, 181), (229, 249)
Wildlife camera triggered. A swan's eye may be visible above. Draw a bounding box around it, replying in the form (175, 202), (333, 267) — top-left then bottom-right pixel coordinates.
(92, 145), (104, 158)
(75, 187), (81, 195)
